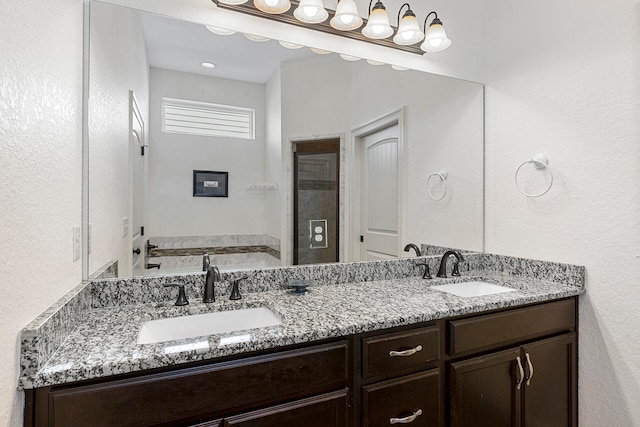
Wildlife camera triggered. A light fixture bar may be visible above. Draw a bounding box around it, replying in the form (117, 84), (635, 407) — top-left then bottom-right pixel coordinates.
(211, 0), (423, 54)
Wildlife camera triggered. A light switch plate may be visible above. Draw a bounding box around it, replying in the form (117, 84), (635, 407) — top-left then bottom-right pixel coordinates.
(122, 217), (129, 237)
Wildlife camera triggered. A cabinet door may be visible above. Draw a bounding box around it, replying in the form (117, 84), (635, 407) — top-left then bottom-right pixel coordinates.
(522, 334), (576, 427)
(449, 347), (522, 427)
(362, 370), (439, 427)
(223, 389), (348, 427)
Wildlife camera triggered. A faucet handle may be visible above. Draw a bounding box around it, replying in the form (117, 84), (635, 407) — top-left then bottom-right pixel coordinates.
(164, 282), (189, 306)
(415, 262), (432, 279)
(230, 276), (248, 300)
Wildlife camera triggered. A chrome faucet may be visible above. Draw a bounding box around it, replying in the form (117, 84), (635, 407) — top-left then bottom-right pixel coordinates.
(403, 243), (422, 257)
(437, 250), (464, 278)
(202, 253), (210, 272)
(203, 265), (220, 303)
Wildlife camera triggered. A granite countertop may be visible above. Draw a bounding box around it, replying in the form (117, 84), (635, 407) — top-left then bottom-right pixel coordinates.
(20, 272), (584, 389)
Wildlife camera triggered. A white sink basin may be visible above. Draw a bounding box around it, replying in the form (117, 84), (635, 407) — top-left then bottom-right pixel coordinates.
(138, 307), (282, 344)
(430, 281), (516, 298)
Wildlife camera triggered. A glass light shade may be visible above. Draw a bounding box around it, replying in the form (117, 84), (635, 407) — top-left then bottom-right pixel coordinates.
(200, 62), (216, 69)
(205, 25), (236, 36)
(243, 33), (271, 42)
(421, 20), (451, 53)
(339, 53), (361, 61)
(393, 13), (424, 45)
(361, 2), (393, 39)
(391, 64), (409, 71)
(366, 59), (385, 66)
(293, 0), (329, 24)
(310, 47), (332, 55)
(217, 0), (249, 4)
(330, 0), (363, 31)
(254, 0), (291, 14)
(278, 40), (304, 49)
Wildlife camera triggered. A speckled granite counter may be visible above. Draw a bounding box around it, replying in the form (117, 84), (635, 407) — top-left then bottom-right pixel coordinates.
(19, 253), (585, 390)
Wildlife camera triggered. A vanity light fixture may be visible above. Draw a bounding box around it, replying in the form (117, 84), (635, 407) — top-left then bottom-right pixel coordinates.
(329, 0), (363, 31)
(393, 3), (424, 46)
(391, 64), (409, 71)
(201, 62), (217, 68)
(366, 59), (385, 65)
(361, 0), (393, 39)
(205, 25), (236, 35)
(293, 0), (329, 23)
(254, 0), (291, 14)
(421, 11), (451, 53)
(210, 0), (450, 55)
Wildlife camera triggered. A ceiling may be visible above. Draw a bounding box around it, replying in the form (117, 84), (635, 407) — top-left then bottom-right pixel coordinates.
(139, 11), (317, 84)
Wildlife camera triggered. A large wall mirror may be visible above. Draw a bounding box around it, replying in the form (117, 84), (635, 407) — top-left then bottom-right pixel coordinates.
(86, 0), (484, 279)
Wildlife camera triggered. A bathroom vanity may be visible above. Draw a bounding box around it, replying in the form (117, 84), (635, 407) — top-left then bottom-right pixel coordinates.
(20, 255), (584, 426)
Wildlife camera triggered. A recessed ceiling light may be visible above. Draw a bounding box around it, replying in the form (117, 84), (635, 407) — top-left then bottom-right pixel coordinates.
(339, 53), (361, 61)
(243, 33), (271, 42)
(310, 47), (331, 55)
(366, 59), (385, 66)
(391, 64), (409, 71)
(278, 40), (304, 49)
(205, 25), (236, 36)
(201, 62), (217, 69)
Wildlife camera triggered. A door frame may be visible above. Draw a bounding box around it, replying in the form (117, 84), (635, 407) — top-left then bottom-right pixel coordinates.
(348, 107), (407, 262)
(284, 133), (345, 265)
(292, 139), (341, 265)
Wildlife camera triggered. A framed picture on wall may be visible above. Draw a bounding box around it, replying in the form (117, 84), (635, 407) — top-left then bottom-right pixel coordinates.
(193, 170), (228, 197)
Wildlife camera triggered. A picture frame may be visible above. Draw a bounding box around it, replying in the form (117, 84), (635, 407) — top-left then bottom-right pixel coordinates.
(193, 170), (228, 197)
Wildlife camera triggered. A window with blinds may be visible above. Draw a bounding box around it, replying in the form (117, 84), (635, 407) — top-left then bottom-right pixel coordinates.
(161, 98), (255, 140)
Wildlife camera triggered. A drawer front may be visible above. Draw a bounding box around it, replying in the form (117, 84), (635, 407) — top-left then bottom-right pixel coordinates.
(224, 389), (349, 427)
(363, 326), (439, 380)
(448, 298), (576, 356)
(362, 370), (440, 427)
(48, 341), (349, 426)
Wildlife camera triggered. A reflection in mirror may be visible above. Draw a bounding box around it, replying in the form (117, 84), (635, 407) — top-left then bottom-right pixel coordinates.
(87, 1), (484, 279)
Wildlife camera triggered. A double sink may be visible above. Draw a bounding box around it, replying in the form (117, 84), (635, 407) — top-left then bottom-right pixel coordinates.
(137, 281), (515, 345)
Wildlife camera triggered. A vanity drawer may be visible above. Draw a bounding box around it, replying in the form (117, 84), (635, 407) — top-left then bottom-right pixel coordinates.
(448, 298), (576, 356)
(362, 369), (440, 427)
(362, 326), (439, 381)
(47, 341), (349, 427)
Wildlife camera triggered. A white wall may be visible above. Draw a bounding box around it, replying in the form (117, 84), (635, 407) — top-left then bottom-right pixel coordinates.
(348, 62), (484, 252)
(88, 1), (149, 277)
(265, 68), (282, 241)
(279, 55), (484, 261)
(484, 0), (640, 424)
(147, 68), (267, 237)
(0, 0), (83, 425)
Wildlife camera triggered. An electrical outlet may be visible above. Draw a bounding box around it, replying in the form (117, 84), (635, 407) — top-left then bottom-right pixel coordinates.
(72, 225), (81, 262)
(122, 217), (129, 237)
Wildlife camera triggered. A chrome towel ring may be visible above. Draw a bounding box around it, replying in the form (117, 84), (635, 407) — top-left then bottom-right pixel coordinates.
(515, 155), (553, 197)
(427, 169), (448, 201)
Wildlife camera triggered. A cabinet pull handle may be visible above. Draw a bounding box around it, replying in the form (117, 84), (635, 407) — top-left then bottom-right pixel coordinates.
(389, 345), (423, 357)
(390, 409), (423, 424)
(525, 353), (534, 386)
(516, 356), (525, 390)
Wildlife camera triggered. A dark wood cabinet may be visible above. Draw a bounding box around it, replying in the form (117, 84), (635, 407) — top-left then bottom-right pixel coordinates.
(447, 298), (578, 427)
(363, 370), (440, 427)
(24, 297), (578, 427)
(223, 389), (348, 427)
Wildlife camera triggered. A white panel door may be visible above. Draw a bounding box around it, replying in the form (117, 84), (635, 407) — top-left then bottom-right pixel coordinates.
(360, 124), (399, 260)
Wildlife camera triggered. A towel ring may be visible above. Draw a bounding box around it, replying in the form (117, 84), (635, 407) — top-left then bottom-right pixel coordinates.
(427, 169), (448, 201)
(515, 155), (553, 197)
